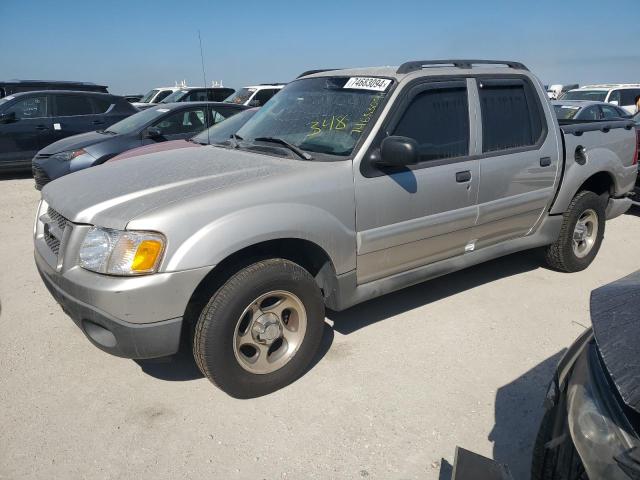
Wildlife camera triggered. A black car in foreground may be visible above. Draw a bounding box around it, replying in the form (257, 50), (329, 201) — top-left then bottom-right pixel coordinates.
(532, 271), (640, 480)
(0, 90), (136, 171)
(32, 101), (248, 189)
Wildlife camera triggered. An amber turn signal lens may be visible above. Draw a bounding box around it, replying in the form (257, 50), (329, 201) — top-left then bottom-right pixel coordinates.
(131, 240), (163, 272)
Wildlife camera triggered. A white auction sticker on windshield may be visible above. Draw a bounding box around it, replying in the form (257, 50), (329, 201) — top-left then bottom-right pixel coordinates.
(344, 77), (391, 91)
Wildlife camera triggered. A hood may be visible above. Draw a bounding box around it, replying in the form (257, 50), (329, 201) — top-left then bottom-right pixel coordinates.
(591, 270), (640, 414)
(108, 140), (195, 163)
(41, 146), (310, 229)
(39, 130), (114, 155)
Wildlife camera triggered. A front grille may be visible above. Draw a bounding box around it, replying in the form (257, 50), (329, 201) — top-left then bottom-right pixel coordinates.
(47, 207), (67, 231)
(32, 164), (51, 191)
(42, 207), (68, 257)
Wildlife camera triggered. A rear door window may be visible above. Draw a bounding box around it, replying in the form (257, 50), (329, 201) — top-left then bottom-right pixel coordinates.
(7, 95), (49, 119)
(478, 79), (544, 152)
(185, 90), (209, 102)
(600, 104), (625, 119)
(393, 84), (469, 161)
(152, 107), (208, 135)
(54, 94), (94, 116)
(579, 106), (599, 120)
(91, 97), (113, 114)
(620, 89), (640, 108)
(252, 89), (278, 106)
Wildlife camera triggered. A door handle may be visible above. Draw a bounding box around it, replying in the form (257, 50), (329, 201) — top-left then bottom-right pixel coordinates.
(456, 170), (471, 183)
(540, 157), (552, 167)
(35, 125), (48, 131)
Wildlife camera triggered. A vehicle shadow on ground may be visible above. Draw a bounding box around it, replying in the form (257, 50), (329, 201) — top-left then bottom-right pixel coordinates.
(328, 250), (542, 334)
(0, 170), (32, 181)
(488, 350), (566, 480)
(626, 205), (640, 217)
(134, 321), (335, 382)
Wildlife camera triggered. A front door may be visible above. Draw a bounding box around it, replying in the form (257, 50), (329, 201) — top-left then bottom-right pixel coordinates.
(0, 94), (52, 167)
(354, 79), (480, 284)
(472, 77), (560, 250)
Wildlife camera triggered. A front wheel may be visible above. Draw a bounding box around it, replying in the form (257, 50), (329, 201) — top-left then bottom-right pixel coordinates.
(544, 191), (606, 273)
(193, 259), (325, 398)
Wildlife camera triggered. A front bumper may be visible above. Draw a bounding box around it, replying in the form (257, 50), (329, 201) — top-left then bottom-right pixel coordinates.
(35, 247), (211, 359)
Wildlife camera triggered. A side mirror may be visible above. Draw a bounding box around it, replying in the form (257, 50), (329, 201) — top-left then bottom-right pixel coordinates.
(609, 100), (619, 106)
(376, 136), (419, 167)
(143, 126), (163, 139)
(0, 111), (16, 124)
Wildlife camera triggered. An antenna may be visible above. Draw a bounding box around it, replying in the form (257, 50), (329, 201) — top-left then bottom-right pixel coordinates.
(197, 30), (211, 145)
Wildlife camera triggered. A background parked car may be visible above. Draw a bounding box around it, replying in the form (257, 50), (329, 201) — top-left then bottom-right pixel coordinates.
(546, 83), (579, 99)
(131, 86), (184, 109)
(32, 102), (248, 189)
(159, 87), (235, 104)
(0, 90), (136, 172)
(107, 106), (259, 163)
(562, 84), (640, 114)
(0, 80), (108, 98)
(552, 100), (630, 121)
(224, 84), (284, 106)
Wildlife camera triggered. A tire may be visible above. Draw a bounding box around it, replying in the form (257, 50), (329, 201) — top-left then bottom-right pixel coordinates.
(544, 191), (606, 272)
(193, 258), (325, 398)
(531, 407), (588, 480)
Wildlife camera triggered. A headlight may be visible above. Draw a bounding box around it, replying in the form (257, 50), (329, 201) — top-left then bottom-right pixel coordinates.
(55, 149), (90, 161)
(79, 227), (165, 275)
(567, 344), (639, 479)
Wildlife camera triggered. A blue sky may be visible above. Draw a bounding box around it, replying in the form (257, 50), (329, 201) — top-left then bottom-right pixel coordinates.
(1, 0), (639, 95)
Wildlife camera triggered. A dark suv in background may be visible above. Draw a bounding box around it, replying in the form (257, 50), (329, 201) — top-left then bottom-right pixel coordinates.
(0, 91), (137, 171)
(0, 80), (108, 98)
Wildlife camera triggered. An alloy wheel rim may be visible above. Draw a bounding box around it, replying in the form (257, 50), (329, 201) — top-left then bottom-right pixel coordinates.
(233, 290), (307, 374)
(572, 209), (598, 258)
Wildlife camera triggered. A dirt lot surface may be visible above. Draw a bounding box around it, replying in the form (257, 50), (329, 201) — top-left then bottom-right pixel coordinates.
(2, 174), (639, 479)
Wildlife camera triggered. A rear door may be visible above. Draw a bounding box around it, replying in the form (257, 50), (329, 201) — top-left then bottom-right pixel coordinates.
(354, 79), (480, 283)
(50, 93), (100, 141)
(0, 94), (52, 166)
(472, 76), (560, 250)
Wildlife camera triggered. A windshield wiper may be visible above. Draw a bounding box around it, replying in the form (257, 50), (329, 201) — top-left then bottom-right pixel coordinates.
(254, 137), (313, 160)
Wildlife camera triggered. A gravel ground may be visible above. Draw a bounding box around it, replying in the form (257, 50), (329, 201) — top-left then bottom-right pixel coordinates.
(1, 173), (639, 480)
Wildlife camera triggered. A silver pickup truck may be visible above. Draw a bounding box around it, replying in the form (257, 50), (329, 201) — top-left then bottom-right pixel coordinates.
(34, 60), (639, 398)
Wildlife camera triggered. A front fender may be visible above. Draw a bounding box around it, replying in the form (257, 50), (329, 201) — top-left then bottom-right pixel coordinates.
(163, 203), (356, 274)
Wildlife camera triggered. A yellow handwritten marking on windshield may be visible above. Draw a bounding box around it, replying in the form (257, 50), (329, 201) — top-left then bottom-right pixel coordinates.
(308, 115), (348, 137)
(351, 95), (382, 134)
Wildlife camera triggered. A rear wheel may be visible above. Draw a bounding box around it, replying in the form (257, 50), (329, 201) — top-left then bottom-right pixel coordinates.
(193, 258), (325, 398)
(544, 191), (606, 272)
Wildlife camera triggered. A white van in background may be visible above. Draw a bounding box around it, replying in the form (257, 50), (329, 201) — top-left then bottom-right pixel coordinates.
(562, 84), (640, 114)
(224, 83), (284, 106)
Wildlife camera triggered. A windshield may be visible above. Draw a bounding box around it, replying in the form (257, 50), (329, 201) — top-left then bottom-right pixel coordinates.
(225, 88), (256, 105)
(235, 76), (392, 157)
(192, 108), (258, 144)
(139, 89), (160, 103)
(562, 90), (607, 102)
(160, 90), (188, 104)
(554, 104), (581, 120)
(105, 107), (172, 135)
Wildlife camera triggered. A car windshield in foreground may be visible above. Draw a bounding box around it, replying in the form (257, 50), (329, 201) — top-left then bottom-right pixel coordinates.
(160, 90), (188, 103)
(192, 108), (258, 145)
(139, 89), (160, 103)
(225, 88), (256, 104)
(554, 104), (581, 120)
(104, 107), (171, 135)
(235, 76), (392, 157)
(562, 90), (608, 101)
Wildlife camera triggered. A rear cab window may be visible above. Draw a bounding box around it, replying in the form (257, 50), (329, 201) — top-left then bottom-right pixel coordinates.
(53, 94), (94, 116)
(477, 78), (545, 152)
